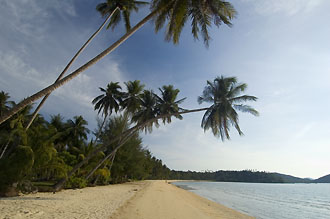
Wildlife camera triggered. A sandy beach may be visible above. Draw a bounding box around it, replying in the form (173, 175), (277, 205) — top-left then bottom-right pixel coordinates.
(0, 180), (253, 219)
(0, 182), (146, 219)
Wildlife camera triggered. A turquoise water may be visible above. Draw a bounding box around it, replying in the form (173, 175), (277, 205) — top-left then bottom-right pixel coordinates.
(173, 181), (330, 219)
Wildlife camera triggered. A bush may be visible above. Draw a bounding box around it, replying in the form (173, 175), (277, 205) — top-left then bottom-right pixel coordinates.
(65, 177), (87, 189)
(0, 146), (34, 196)
(95, 168), (111, 185)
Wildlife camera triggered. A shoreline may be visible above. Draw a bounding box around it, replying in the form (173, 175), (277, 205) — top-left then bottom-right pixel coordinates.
(0, 180), (253, 219)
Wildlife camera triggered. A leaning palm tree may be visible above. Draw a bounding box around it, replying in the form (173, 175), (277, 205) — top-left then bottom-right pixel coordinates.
(55, 86), (186, 190)
(1, 0), (237, 125)
(25, 0), (148, 130)
(198, 76), (259, 140)
(86, 85), (184, 180)
(92, 82), (123, 143)
(53, 75), (256, 191)
(98, 0), (149, 32)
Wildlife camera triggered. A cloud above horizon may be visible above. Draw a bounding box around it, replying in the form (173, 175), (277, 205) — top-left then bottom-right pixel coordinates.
(240, 0), (324, 16)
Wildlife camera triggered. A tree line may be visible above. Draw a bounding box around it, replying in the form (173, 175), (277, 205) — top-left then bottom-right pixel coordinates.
(169, 170), (286, 183)
(0, 75), (258, 196)
(0, 91), (170, 196)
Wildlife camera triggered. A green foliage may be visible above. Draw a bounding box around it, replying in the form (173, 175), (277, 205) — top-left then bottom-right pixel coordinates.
(95, 168), (111, 185)
(0, 146), (34, 193)
(96, 0), (148, 32)
(169, 170), (288, 183)
(93, 82), (123, 118)
(152, 0), (236, 46)
(65, 177), (87, 189)
(198, 76), (258, 140)
(58, 151), (78, 167)
(0, 74), (258, 194)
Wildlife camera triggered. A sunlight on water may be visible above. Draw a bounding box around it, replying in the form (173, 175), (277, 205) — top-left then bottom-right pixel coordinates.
(173, 181), (330, 219)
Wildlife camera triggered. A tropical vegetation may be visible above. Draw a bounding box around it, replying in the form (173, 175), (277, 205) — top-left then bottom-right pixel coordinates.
(0, 76), (258, 196)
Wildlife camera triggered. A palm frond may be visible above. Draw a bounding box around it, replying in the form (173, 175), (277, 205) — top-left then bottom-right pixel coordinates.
(234, 104), (259, 116)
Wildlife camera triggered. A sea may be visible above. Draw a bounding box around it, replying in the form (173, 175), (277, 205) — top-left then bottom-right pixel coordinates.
(172, 181), (330, 219)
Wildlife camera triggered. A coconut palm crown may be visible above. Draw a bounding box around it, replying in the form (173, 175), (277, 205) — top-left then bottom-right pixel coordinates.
(97, 0), (149, 31)
(131, 90), (159, 133)
(152, 0), (237, 46)
(92, 82), (123, 118)
(121, 80), (145, 114)
(198, 76), (259, 141)
(156, 85), (186, 124)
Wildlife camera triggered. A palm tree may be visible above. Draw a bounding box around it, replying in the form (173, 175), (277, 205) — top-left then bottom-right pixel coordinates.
(198, 76), (259, 140)
(155, 85), (186, 124)
(0, 105), (32, 159)
(1, 0), (237, 125)
(54, 75), (256, 191)
(25, 0), (148, 130)
(152, 0), (236, 46)
(85, 85), (184, 181)
(49, 114), (67, 152)
(121, 80), (145, 114)
(132, 90), (160, 133)
(92, 82), (123, 143)
(0, 91), (15, 118)
(65, 116), (90, 154)
(98, 0), (149, 32)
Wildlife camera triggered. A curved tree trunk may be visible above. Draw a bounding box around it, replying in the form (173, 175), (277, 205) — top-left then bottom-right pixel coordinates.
(0, 9), (159, 126)
(53, 107), (208, 191)
(25, 9), (119, 130)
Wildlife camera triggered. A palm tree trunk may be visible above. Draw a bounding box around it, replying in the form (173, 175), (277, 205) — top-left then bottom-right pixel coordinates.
(53, 107), (208, 191)
(92, 115), (108, 145)
(108, 149), (117, 172)
(0, 139), (10, 159)
(85, 150), (115, 180)
(25, 9), (119, 130)
(85, 131), (131, 180)
(0, 9), (159, 126)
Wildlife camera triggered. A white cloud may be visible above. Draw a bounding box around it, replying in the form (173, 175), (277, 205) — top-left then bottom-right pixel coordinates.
(0, 0), (129, 127)
(241, 0), (324, 16)
(0, 0), (76, 39)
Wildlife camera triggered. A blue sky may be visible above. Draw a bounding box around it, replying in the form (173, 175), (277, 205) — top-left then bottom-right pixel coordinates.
(1, 0), (330, 178)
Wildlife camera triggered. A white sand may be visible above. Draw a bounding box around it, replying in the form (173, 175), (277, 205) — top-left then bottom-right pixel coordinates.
(0, 181), (147, 219)
(0, 180), (254, 219)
